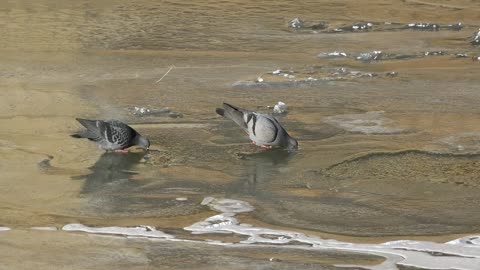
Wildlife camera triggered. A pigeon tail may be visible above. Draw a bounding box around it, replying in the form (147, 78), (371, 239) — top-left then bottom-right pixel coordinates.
(73, 118), (102, 141)
(71, 130), (101, 141)
(76, 118), (99, 131)
(222, 102), (245, 114)
(215, 108), (225, 116)
(219, 103), (248, 131)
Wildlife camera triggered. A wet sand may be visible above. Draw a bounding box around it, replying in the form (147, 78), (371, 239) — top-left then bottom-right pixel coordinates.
(1, 0), (480, 269)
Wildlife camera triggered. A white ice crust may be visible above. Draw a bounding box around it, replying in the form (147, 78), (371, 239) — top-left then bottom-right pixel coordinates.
(15, 197), (477, 270)
(62, 224), (174, 239)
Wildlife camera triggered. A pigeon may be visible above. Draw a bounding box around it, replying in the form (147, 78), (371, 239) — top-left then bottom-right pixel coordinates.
(215, 102), (298, 150)
(71, 118), (150, 152)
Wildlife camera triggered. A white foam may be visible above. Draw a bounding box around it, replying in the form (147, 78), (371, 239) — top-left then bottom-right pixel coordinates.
(62, 224), (174, 239)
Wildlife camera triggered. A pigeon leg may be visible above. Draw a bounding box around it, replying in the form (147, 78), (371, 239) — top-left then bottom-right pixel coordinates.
(260, 145), (273, 149)
(114, 149), (129, 153)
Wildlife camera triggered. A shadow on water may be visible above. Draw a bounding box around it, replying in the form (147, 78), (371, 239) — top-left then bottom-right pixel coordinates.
(74, 152), (145, 194)
(71, 151), (150, 216)
(72, 151), (203, 217)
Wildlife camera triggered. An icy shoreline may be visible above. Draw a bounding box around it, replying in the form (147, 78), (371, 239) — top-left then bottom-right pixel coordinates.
(2, 198), (479, 270)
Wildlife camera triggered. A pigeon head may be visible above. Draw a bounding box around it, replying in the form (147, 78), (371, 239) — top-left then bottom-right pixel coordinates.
(286, 136), (298, 150)
(134, 134), (150, 150)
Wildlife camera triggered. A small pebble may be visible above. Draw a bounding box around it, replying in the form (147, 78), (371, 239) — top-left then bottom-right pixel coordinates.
(288, 18), (304, 29)
(386, 71), (398, 77)
(273, 101), (288, 114)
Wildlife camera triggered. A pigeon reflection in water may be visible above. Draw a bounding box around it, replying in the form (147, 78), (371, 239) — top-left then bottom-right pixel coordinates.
(73, 152), (145, 194)
(229, 149), (296, 195)
(71, 152), (147, 215)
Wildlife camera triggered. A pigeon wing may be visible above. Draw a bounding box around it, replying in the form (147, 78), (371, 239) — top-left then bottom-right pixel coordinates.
(101, 121), (135, 148)
(249, 115), (279, 144)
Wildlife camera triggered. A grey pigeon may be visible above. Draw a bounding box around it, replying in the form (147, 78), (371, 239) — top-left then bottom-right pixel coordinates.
(216, 103), (298, 150)
(71, 118), (150, 151)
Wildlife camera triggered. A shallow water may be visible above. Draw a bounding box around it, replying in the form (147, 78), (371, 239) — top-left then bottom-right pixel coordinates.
(1, 0), (480, 269)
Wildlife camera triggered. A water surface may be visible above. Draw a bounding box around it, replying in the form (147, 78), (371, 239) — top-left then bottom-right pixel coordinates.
(1, 1), (480, 269)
